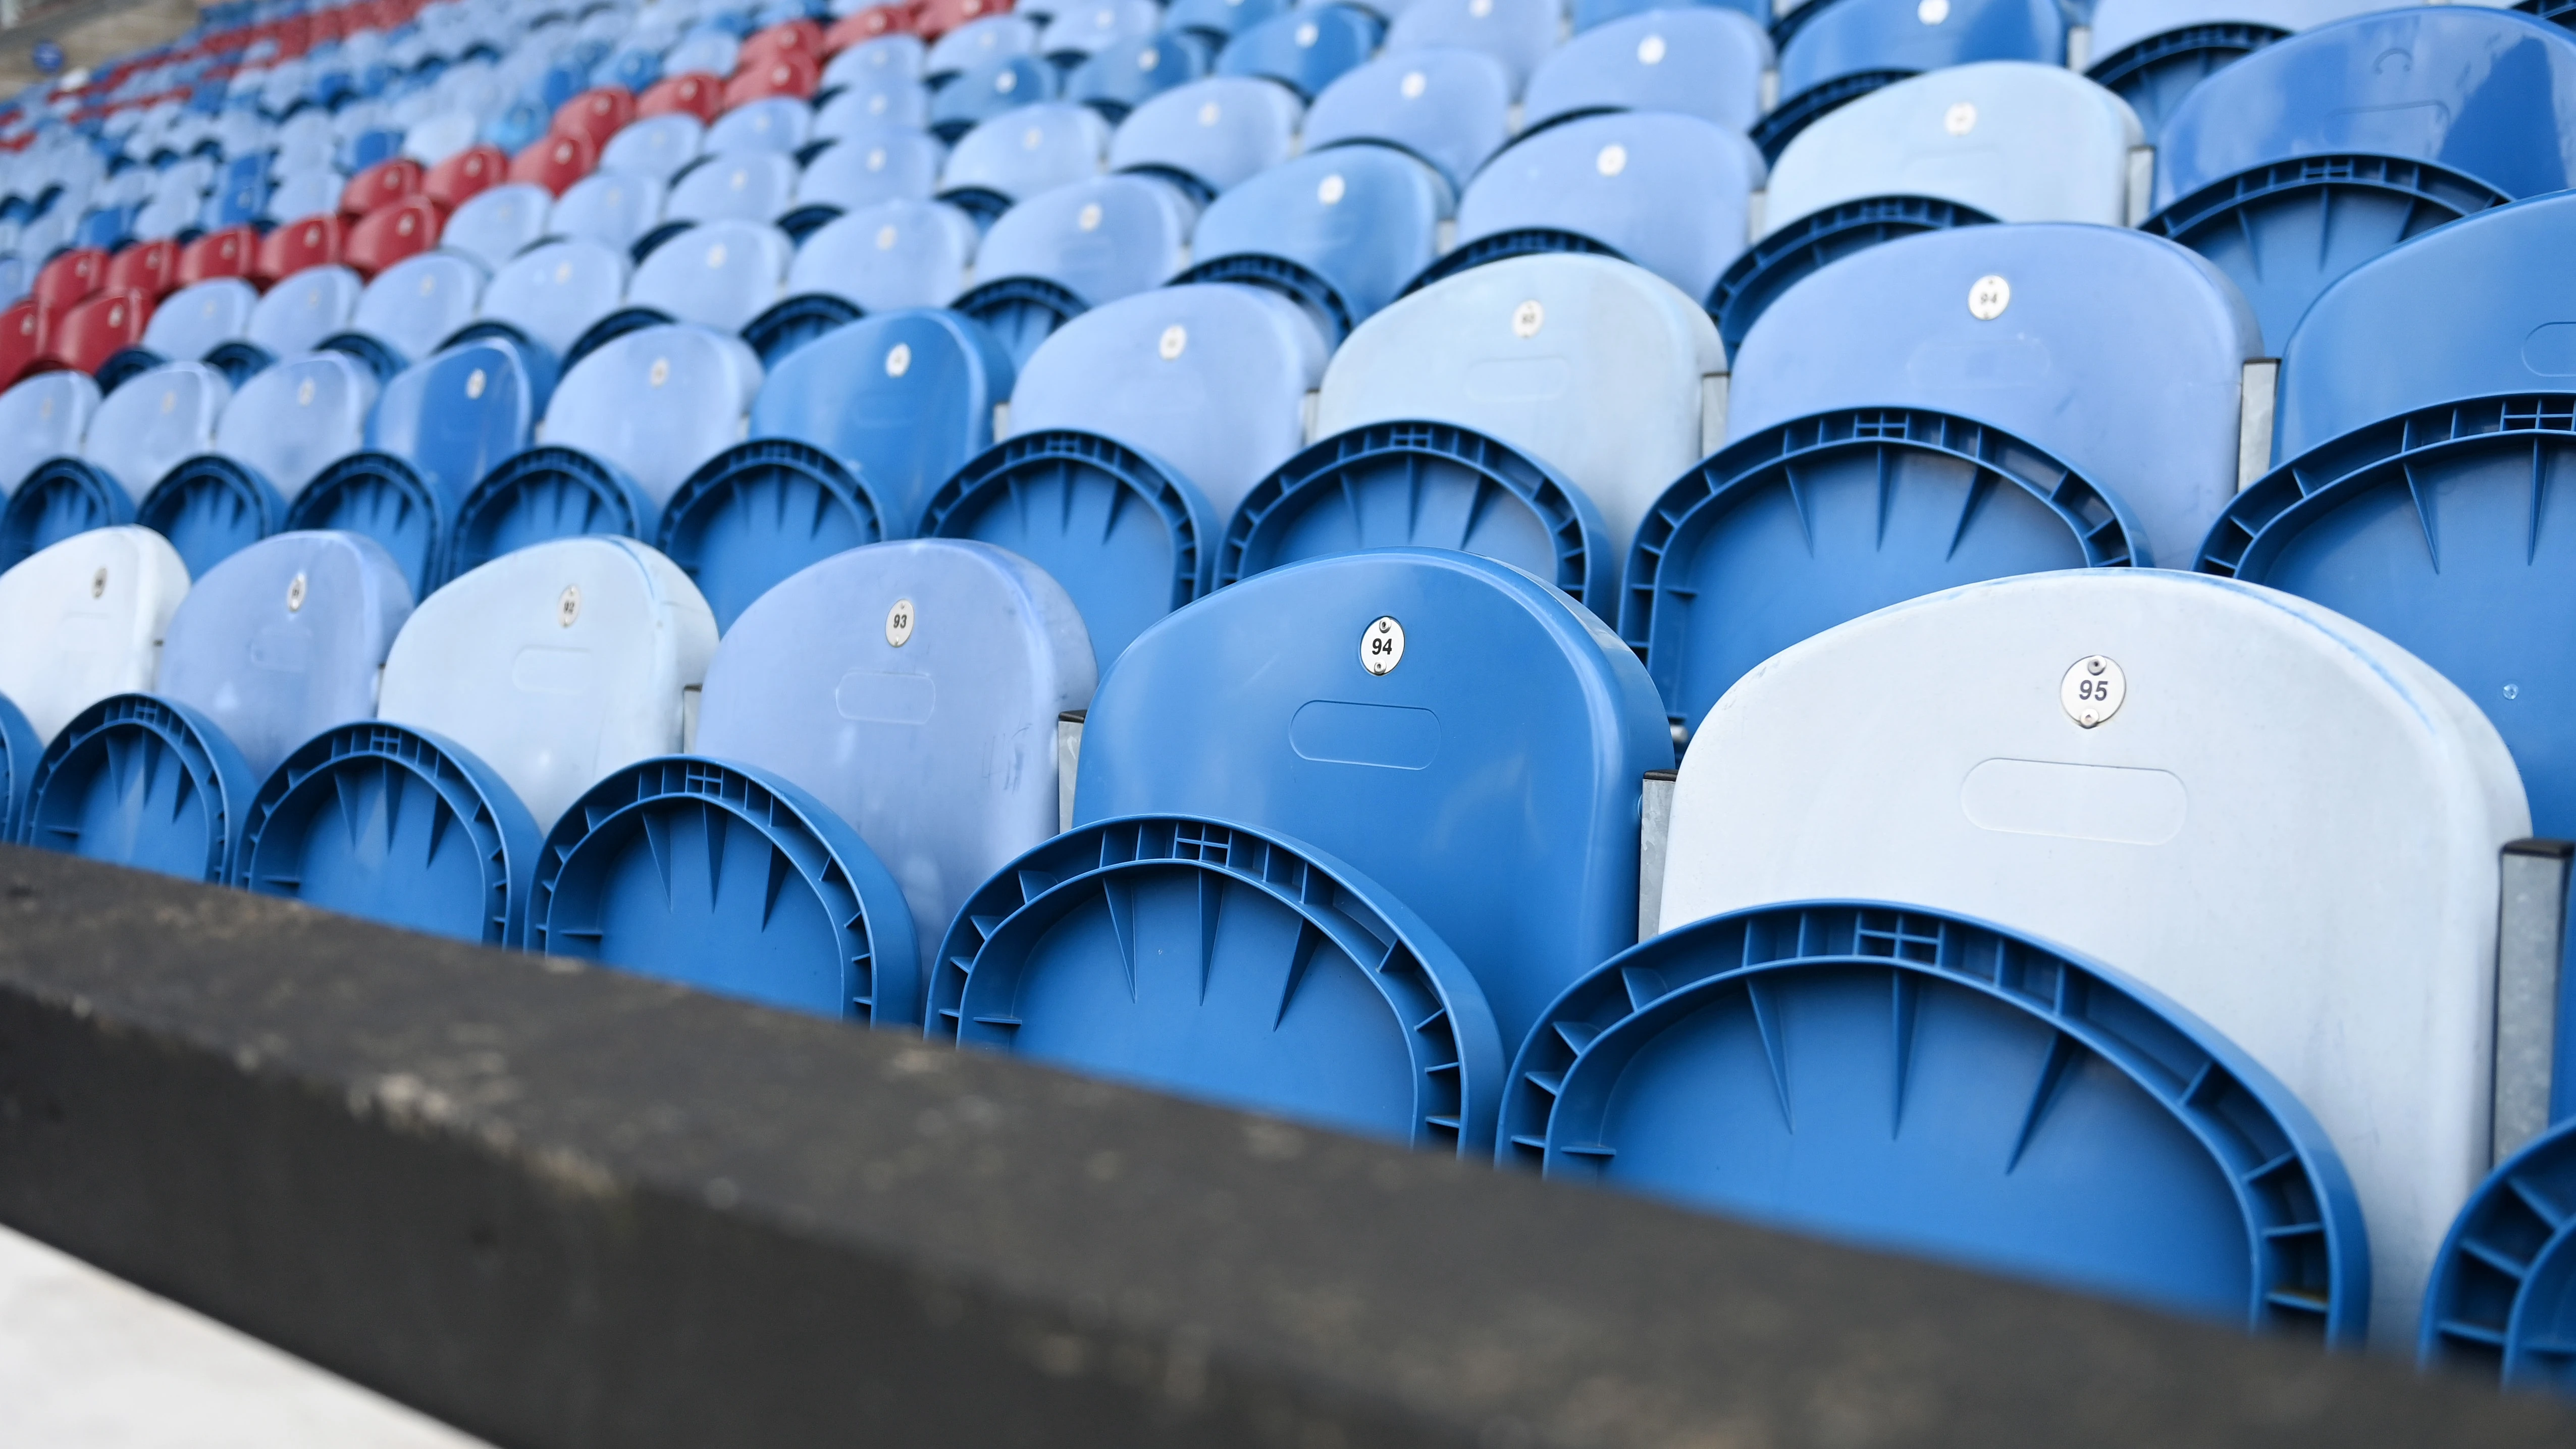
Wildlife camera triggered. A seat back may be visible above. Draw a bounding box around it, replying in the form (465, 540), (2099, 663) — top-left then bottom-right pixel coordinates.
(441, 181), (552, 269)
(1040, 0), (1162, 59)
(1302, 48), (1511, 189)
(155, 529), (413, 779)
(627, 218), (794, 331)
(347, 251), (486, 363)
(480, 238), (632, 359)
(936, 101), (1111, 208)
(1316, 253), (1725, 573)
(931, 54), (1061, 142)
(1067, 29), (1210, 119)
(1775, 0), (2066, 109)
(1215, 5), (1384, 101)
(794, 129), (944, 210)
(750, 307), (1012, 525)
(0, 373), (99, 497)
(1105, 75), (1301, 198)
(86, 362), (231, 499)
(927, 14), (1041, 76)
(1454, 112), (1764, 302)
(816, 65), (933, 135)
(665, 149), (799, 223)
(697, 538), (1092, 970)
(141, 277), (258, 361)
(1659, 568), (2526, 1345)
(785, 198), (978, 310)
(965, 174), (1191, 356)
(548, 170), (670, 250)
(1522, 7), (1774, 133)
(544, 323), (764, 505)
(600, 111), (709, 179)
(366, 338), (546, 509)
(1182, 144), (1448, 339)
(377, 534), (718, 830)
(246, 262), (364, 358)
(1385, 0), (1560, 92)
(1729, 223), (2260, 569)
(1074, 547), (1674, 1048)
(0, 525), (191, 742)
(214, 352), (380, 500)
(706, 95), (814, 155)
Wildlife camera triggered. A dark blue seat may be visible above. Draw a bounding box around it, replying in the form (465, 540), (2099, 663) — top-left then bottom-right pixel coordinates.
(1213, 4), (1384, 101)
(1176, 143), (1447, 344)
(1167, 0), (1290, 47)
(1755, 0), (2068, 160)
(1301, 48), (1511, 190)
(953, 174), (1192, 365)
(1521, 6), (1775, 134)
(2080, 0), (2363, 141)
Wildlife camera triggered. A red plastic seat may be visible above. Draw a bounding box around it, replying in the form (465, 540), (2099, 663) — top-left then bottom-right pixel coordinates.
(825, 5), (915, 53)
(637, 71), (725, 123)
(741, 18), (824, 68)
(508, 130), (598, 195)
(342, 155), (425, 216)
(102, 238), (180, 300)
(176, 225), (260, 287)
(344, 197), (443, 277)
(39, 288), (150, 373)
(0, 299), (45, 388)
(722, 51), (819, 108)
(255, 214), (346, 284)
(32, 247), (108, 313)
(551, 86), (636, 150)
(913, 0), (1007, 41)
(423, 143), (509, 208)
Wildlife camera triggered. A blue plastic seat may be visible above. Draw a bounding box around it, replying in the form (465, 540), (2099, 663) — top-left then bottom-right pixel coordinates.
(0, 526), (190, 749)
(290, 338), (547, 596)
(665, 26), (744, 76)
(1169, 0), (1292, 45)
(2081, 0), (2375, 141)
(1420, 112), (1763, 304)
(1303, 51), (1509, 192)
(440, 180), (552, 269)
(2422, 1119), (2576, 1387)
(749, 199), (980, 358)
(782, 127), (943, 233)
(534, 539), (1081, 1018)
(822, 33), (927, 93)
(1176, 143), (1447, 344)
(705, 95), (813, 156)
(1065, 30), (1209, 122)
(1755, 0), (2068, 161)
(1654, 567), (2525, 1346)
(601, 217), (794, 341)
(336, 250), (488, 367)
(926, 14), (1042, 80)
(954, 174), (1190, 365)
(2143, 7), (2576, 350)
(1521, 7), (1774, 134)
(1710, 62), (2143, 352)
(0, 363), (229, 571)
(661, 149), (799, 227)
(1253, 254), (1722, 620)
(924, 283), (1324, 663)
(234, 262), (365, 370)
(1103, 74), (1298, 202)
(1384, 0), (1558, 94)
(663, 308), (1013, 624)
(818, 68), (934, 136)
(600, 111), (709, 180)
(265, 165), (344, 222)
(235, 535), (718, 944)
(932, 54), (1061, 143)
(139, 352), (380, 577)
(1503, 901), (2366, 1339)
(1064, 545), (1671, 1071)
(450, 323), (760, 578)
(1213, 4), (1383, 101)
(935, 100), (1111, 223)
(0, 372), (99, 498)
(2195, 191), (2576, 839)
(1041, 0), (1164, 60)
(463, 237), (633, 364)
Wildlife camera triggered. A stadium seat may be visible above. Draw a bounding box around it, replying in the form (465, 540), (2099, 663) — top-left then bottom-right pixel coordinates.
(926, 13), (1039, 79)
(226, 262), (363, 375)
(744, 17), (828, 70)
(2196, 191), (2576, 840)
(253, 212), (349, 283)
(138, 351), (379, 576)
(0, 372), (99, 499)
(1384, 0), (1559, 94)
(1710, 62), (2142, 352)
(1415, 112), (1763, 304)
(1521, 7), (1773, 135)
(1177, 144), (1447, 344)
(1300, 48), (1510, 191)
(929, 53), (1059, 142)
(815, 67), (935, 134)
(1755, 0), (2069, 160)
(1213, 5), (1382, 101)
(177, 224), (260, 287)
(2142, 7), (2576, 349)
(1106, 74), (1298, 202)
(660, 149), (798, 227)
(331, 251), (485, 373)
(661, 309), (1013, 624)
(2082, 0), (2330, 141)
(2423, 1118), (2576, 1385)
(1041, 0), (1162, 61)
(919, 0), (1013, 41)
(340, 154), (424, 215)
(600, 111), (708, 179)
(666, 30), (746, 83)
(954, 174), (1191, 364)
(828, 19), (923, 66)
(448, 323), (759, 579)
(344, 194), (445, 279)
(552, 86), (640, 152)
(781, 127), (944, 235)
(32, 247), (107, 314)
(508, 129), (600, 195)
(0, 363), (227, 571)
(235, 535), (716, 944)
(935, 100), (1111, 222)
(751, 198), (979, 356)
(290, 338), (547, 595)
(548, 169), (669, 249)
(1168, 0), (1289, 47)
(102, 238), (181, 300)
(39, 288), (153, 376)
(606, 217), (794, 340)
(135, 278), (257, 368)
(0, 525), (190, 745)
(1254, 254), (1721, 619)
(267, 167), (348, 225)
(1048, 545), (1669, 1104)
(460, 238), (632, 365)
(1065, 30), (1207, 122)
(1656, 567), (2525, 1346)
(706, 94), (814, 156)
(639, 71), (728, 125)
(727, 52), (824, 110)
(423, 140), (510, 208)
(441, 181), (551, 269)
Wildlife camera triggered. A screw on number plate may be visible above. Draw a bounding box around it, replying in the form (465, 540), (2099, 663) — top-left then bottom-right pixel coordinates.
(1361, 616), (1405, 676)
(286, 572), (306, 612)
(886, 598), (916, 647)
(558, 585), (581, 627)
(2060, 655), (2124, 728)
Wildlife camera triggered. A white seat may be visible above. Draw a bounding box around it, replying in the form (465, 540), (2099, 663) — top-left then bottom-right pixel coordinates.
(376, 535), (718, 831)
(0, 527), (191, 742)
(1659, 568), (2528, 1346)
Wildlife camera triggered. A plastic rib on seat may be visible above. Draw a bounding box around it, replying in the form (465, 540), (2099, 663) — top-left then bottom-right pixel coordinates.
(139, 352), (379, 576)
(18, 691), (257, 882)
(0, 363), (229, 571)
(2421, 1119), (2576, 1387)
(1751, 0), (2067, 160)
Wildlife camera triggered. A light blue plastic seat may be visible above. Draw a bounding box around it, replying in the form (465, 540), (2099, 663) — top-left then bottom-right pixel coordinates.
(1066, 29), (1210, 122)
(132, 190), (200, 241)
(238, 262), (365, 366)
(1176, 143), (1446, 344)
(548, 169), (669, 251)
(337, 250), (488, 366)
(441, 180), (552, 268)
(1755, 0), (2067, 160)
(2143, 7), (2576, 350)
(0, 363), (229, 571)
(1213, 4), (1382, 101)
(600, 111), (708, 179)
(1041, 0), (1164, 60)
(821, 33), (927, 92)
(1301, 48), (1510, 191)
(935, 100), (1111, 223)
(1103, 74), (1297, 202)
(661, 148), (799, 226)
(926, 14), (1041, 80)
(0, 372), (100, 498)
(705, 95), (813, 156)
(954, 174), (1190, 365)
(463, 237), (632, 364)
(923, 283), (1323, 664)
(928, 53), (1060, 143)
(2081, 0), (2378, 141)
(664, 25), (744, 76)
(1521, 7), (1773, 134)
(663, 308), (1013, 625)
(1384, 0), (1557, 94)
(1170, 0), (1291, 45)
(747, 198), (980, 358)
(289, 338), (548, 596)
(1038, 545), (1669, 1118)
(1420, 112), (1762, 304)
(604, 216), (793, 338)
(816, 72), (935, 136)
(235, 535), (717, 946)
(138, 352), (380, 577)
(450, 323), (760, 578)
(265, 165), (345, 222)
(781, 126), (943, 233)
(1710, 62), (2142, 352)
